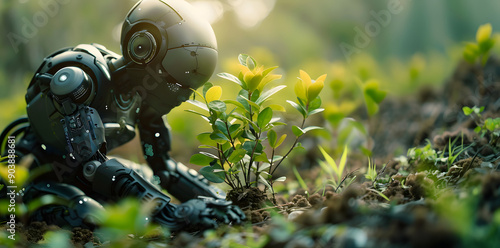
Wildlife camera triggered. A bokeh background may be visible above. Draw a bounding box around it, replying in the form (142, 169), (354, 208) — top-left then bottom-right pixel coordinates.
(2, 0), (500, 164)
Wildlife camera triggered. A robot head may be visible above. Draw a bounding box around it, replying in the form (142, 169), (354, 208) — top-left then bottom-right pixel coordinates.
(121, 0), (217, 114)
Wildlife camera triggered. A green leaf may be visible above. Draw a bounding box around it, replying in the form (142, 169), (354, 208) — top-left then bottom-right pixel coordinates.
(255, 85), (286, 105)
(308, 97), (322, 111)
(308, 108), (324, 116)
(243, 140), (263, 154)
(474, 126), (482, 133)
(293, 166), (308, 191)
(210, 131), (229, 143)
(275, 176), (286, 182)
(236, 94), (251, 112)
(227, 149), (246, 164)
(200, 151), (219, 159)
(479, 38), (495, 54)
(191, 88), (205, 102)
(197, 132), (218, 146)
(268, 104), (286, 112)
(246, 56), (256, 70)
(257, 107), (273, 129)
(318, 146), (338, 177)
(257, 163), (271, 172)
(202, 82), (214, 98)
(287, 100), (307, 117)
(242, 128), (257, 140)
(302, 126), (323, 134)
(186, 100), (209, 112)
(200, 165), (225, 183)
(262, 66), (278, 77)
(258, 174), (272, 189)
(254, 153), (270, 163)
(338, 146), (349, 182)
(376, 190), (390, 201)
(184, 109), (209, 119)
(208, 100), (227, 113)
(485, 118), (500, 131)
(462, 106), (473, 116)
(268, 129), (277, 148)
(364, 94), (379, 116)
(292, 125), (304, 137)
(189, 154), (216, 166)
(239, 95), (261, 112)
(218, 72), (243, 87)
(364, 80), (386, 104)
(275, 134), (287, 148)
(229, 124), (242, 138)
(214, 119), (227, 134)
(239, 54), (256, 68)
(463, 42), (480, 64)
(224, 100), (246, 111)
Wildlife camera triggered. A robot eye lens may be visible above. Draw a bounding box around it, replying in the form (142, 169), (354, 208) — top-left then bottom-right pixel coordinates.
(132, 36), (151, 57)
(128, 31), (156, 63)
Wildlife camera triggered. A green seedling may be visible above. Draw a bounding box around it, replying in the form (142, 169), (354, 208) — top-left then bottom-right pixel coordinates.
(463, 105), (500, 145)
(463, 23), (495, 66)
(318, 146), (356, 193)
(463, 24), (496, 96)
(365, 159), (377, 182)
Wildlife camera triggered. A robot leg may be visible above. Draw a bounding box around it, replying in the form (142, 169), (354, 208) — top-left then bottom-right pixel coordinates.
(23, 182), (104, 229)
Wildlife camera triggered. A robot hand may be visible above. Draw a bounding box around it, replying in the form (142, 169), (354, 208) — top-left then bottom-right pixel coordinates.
(165, 197), (246, 231)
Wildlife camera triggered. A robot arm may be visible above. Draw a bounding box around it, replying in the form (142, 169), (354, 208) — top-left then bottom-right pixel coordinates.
(138, 108), (226, 202)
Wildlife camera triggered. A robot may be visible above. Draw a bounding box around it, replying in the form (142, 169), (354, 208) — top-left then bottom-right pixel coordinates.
(0, 0), (245, 231)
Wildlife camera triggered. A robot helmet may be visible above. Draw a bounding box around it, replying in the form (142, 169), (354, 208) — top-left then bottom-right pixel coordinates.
(120, 0), (218, 114)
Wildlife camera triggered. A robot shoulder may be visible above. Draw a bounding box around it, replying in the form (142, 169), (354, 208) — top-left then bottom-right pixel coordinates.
(26, 44), (113, 109)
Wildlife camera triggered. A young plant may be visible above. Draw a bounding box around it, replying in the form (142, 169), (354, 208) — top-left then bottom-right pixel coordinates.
(463, 23), (495, 66)
(463, 23), (496, 95)
(463, 105), (500, 145)
(317, 146), (356, 193)
(365, 159), (377, 182)
(324, 76), (385, 157)
(187, 54), (325, 196)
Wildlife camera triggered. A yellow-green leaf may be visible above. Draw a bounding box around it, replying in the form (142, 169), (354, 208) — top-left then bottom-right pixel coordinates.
(268, 104), (286, 112)
(363, 80), (386, 104)
(299, 70), (313, 88)
(476, 23), (492, 44)
(294, 80), (307, 102)
(205, 86), (222, 103)
(275, 134), (287, 148)
(268, 129), (277, 148)
(463, 42), (480, 64)
(257, 74), (282, 92)
(307, 80), (324, 103)
(243, 71), (255, 90)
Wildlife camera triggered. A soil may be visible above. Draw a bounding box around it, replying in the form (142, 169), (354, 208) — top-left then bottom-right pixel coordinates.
(6, 57), (500, 247)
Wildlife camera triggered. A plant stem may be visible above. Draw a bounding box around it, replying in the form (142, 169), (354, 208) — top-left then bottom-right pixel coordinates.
(246, 132), (261, 187)
(270, 117), (306, 175)
(217, 143), (239, 189)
